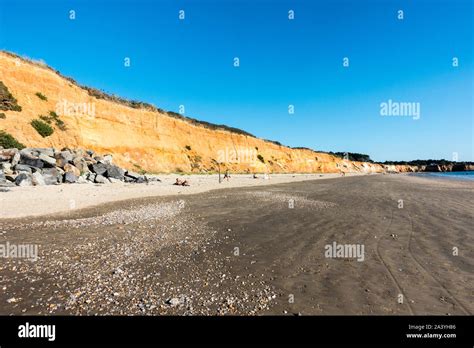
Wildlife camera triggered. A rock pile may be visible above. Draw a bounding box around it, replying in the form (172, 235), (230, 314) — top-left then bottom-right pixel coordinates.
(0, 147), (157, 187)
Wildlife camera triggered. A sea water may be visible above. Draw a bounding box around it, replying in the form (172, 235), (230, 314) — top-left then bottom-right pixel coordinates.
(414, 171), (474, 181)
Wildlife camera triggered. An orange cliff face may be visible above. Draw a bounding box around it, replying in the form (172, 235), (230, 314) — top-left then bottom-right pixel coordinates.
(0, 51), (388, 174)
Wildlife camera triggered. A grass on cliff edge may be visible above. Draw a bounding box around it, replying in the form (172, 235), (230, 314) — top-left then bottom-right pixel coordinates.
(0, 130), (25, 149)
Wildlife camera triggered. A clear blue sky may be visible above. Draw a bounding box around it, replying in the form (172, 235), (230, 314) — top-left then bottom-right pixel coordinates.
(0, 0), (472, 161)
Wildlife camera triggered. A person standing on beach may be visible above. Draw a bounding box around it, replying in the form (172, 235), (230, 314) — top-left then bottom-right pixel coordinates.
(223, 170), (230, 181)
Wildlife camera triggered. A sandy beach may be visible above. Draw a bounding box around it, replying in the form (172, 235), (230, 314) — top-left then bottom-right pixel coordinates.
(0, 172), (363, 219)
(0, 174), (472, 315)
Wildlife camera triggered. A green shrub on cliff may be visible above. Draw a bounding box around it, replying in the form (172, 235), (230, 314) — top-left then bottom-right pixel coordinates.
(55, 118), (67, 131)
(31, 119), (54, 137)
(0, 130), (25, 149)
(35, 92), (48, 101)
(0, 81), (22, 112)
(39, 111), (67, 131)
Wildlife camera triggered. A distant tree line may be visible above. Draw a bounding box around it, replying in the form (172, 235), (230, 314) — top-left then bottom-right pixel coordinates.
(381, 159), (474, 166)
(291, 148), (374, 162)
(331, 152), (373, 163)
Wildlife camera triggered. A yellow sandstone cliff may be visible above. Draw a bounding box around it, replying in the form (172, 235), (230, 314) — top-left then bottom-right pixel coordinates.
(0, 51), (410, 174)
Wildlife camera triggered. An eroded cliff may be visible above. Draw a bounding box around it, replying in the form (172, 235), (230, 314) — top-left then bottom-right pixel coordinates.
(0, 51), (399, 174)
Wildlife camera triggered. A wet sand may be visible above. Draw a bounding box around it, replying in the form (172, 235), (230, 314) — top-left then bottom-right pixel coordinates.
(0, 174), (472, 315)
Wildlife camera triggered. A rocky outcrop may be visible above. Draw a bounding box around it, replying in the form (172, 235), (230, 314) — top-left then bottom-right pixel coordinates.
(450, 163), (474, 172)
(424, 164), (445, 172)
(423, 163), (474, 172)
(383, 164), (419, 173)
(0, 147), (158, 187)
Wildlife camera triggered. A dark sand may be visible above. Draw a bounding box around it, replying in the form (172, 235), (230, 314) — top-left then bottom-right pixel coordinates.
(0, 174), (472, 315)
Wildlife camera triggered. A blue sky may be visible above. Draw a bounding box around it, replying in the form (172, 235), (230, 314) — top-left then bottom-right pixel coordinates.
(0, 0), (472, 161)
